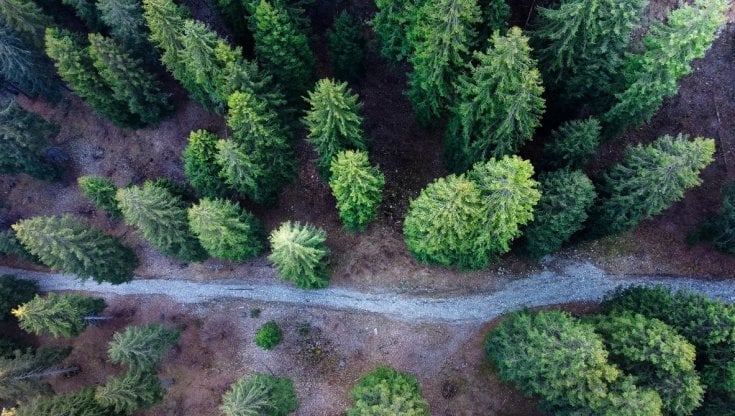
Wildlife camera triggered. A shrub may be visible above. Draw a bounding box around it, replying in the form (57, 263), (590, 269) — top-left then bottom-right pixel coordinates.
(268, 221), (330, 289)
(220, 374), (298, 416)
(346, 366), (430, 415)
(12, 293), (105, 338)
(328, 11), (365, 83)
(108, 323), (180, 371)
(0, 275), (37, 320)
(544, 118), (601, 169)
(255, 321), (282, 350)
(329, 150), (385, 232)
(78, 176), (121, 217)
(187, 198), (263, 261)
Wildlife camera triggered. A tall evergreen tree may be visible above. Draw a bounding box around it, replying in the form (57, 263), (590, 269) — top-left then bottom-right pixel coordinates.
(0, 0), (51, 47)
(95, 370), (164, 415)
(268, 221), (330, 289)
(116, 181), (208, 262)
(0, 275), (37, 320)
(182, 130), (229, 199)
(329, 150), (385, 232)
(97, 0), (156, 62)
(0, 347), (75, 405)
(593, 135), (715, 236)
(60, 0), (102, 31)
(0, 26), (60, 102)
(16, 387), (118, 416)
(220, 374), (298, 416)
(328, 11), (365, 84)
(544, 118), (601, 170)
(445, 27), (545, 172)
(108, 323), (180, 371)
(371, 0), (423, 63)
(78, 175), (121, 217)
(187, 198), (263, 262)
(0, 98), (59, 180)
(303, 79), (366, 178)
(12, 215), (138, 284)
(12, 293), (106, 338)
(406, 0), (480, 125)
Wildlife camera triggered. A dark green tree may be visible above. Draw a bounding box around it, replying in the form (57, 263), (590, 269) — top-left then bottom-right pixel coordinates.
(0, 99), (59, 180)
(116, 181), (208, 262)
(16, 387), (118, 416)
(108, 323), (180, 371)
(12, 294), (105, 338)
(328, 11), (365, 83)
(521, 170), (596, 259)
(479, 0), (510, 35)
(303, 79), (365, 178)
(0, 26), (60, 102)
(60, 0), (102, 31)
(255, 321), (282, 351)
(13, 215), (138, 284)
(95, 370), (163, 415)
(692, 182), (735, 255)
(371, 0), (423, 63)
(445, 27), (545, 172)
(214, 0), (251, 45)
(0, 230), (35, 262)
(0, 0), (51, 46)
(188, 198), (263, 262)
(329, 150), (385, 232)
(593, 135), (715, 236)
(1, 347), (75, 406)
(182, 130), (228, 199)
(543, 118), (601, 169)
(0, 275), (37, 320)
(347, 366), (430, 416)
(406, 0), (480, 125)
(78, 175), (122, 217)
(220, 374), (298, 416)
(268, 221), (330, 289)
(97, 0), (156, 62)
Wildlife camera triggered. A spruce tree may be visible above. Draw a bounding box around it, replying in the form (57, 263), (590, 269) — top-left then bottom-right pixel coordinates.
(693, 182), (735, 254)
(78, 175), (121, 217)
(347, 367), (430, 416)
(0, 230), (35, 262)
(593, 135), (715, 236)
(95, 370), (163, 414)
(445, 27), (545, 172)
(12, 294), (105, 338)
(371, 0), (423, 63)
(214, 0), (251, 45)
(187, 198), (263, 262)
(0, 0), (51, 47)
(16, 387), (118, 416)
(1, 347), (75, 405)
(116, 181), (208, 262)
(0, 98), (59, 180)
(182, 130), (229, 199)
(328, 11), (365, 83)
(88, 34), (171, 126)
(544, 118), (601, 169)
(406, 0), (480, 125)
(220, 374), (298, 416)
(60, 0), (102, 31)
(0, 275), (37, 320)
(97, 0), (156, 62)
(479, 0), (510, 35)
(12, 215), (138, 284)
(303, 79), (366, 178)
(0, 26), (60, 102)
(268, 221), (330, 289)
(329, 150), (385, 232)
(108, 323), (180, 371)
(521, 170), (596, 259)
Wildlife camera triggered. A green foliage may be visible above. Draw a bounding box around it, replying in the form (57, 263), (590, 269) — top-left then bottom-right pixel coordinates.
(1, 347), (72, 405)
(328, 11), (365, 83)
(217, 91), (295, 204)
(12, 215), (138, 284)
(255, 321), (282, 351)
(445, 27), (545, 172)
(0, 230), (35, 262)
(303, 79), (366, 178)
(0, 0), (51, 47)
(88, 34), (171, 126)
(78, 175), (121, 217)
(544, 118), (601, 169)
(521, 170), (596, 259)
(251, 0), (314, 97)
(603, 0), (729, 135)
(0, 26), (60, 102)
(60, 0), (102, 31)
(108, 323), (180, 371)
(182, 130), (228, 199)
(0, 275), (37, 320)
(0, 99), (59, 180)
(346, 366), (430, 416)
(692, 182), (735, 254)
(371, 0), (422, 63)
(485, 310), (663, 415)
(95, 370), (163, 415)
(188, 198), (263, 261)
(329, 150), (385, 232)
(214, 0), (251, 44)
(268, 221), (330, 288)
(16, 387), (118, 416)
(593, 134), (715, 236)
(116, 181), (208, 262)
(97, 0), (157, 62)
(479, 0), (510, 34)
(220, 373), (298, 416)
(12, 293), (105, 338)
(406, 0), (480, 125)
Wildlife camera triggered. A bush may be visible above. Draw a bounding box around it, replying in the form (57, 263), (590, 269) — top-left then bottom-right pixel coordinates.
(78, 176), (121, 217)
(188, 198), (263, 261)
(220, 374), (298, 416)
(329, 150), (384, 232)
(255, 321), (282, 351)
(328, 11), (365, 83)
(543, 118), (601, 169)
(268, 221), (330, 288)
(346, 366), (430, 415)
(0, 275), (37, 320)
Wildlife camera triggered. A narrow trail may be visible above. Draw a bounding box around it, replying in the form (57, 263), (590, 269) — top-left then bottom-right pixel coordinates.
(2, 263), (733, 324)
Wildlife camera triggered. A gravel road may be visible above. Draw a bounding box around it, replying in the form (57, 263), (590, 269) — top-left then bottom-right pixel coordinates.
(2, 262), (733, 324)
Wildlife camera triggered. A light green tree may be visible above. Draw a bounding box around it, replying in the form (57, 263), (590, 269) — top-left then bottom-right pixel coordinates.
(78, 175), (121, 217)
(12, 294), (105, 338)
(220, 374), (298, 416)
(329, 150), (384, 232)
(268, 221), (330, 289)
(95, 370), (163, 415)
(347, 366), (430, 416)
(188, 198), (263, 261)
(108, 323), (180, 371)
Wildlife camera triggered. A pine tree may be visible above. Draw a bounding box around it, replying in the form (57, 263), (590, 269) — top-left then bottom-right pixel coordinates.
(445, 27), (545, 172)
(328, 11), (365, 84)
(88, 34), (171, 126)
(268, 221), (330, 289)
(0, 275), (37, 320)
(521, 170), (596, 259)
(182, 130), (229, 199)
(188, 198), (263, 262)
(60, 0), (102, 31)
(303, 79), (366, 178)
(108, 323), (180, 371)
(12, 293), (105, 338)
(12, 215), (138, 284)
(77, 175), (121, 217)
(220, 374), (298, 416)
(0, 99), (59, 180)
(116, 181), (208, 262)
(603, 0), (729, 136)
(251, 0), (315, 97)
(593, 135), (715, 236)
(0, 26), (60, 102)
(97, 0), (156, 62)
(406, 0), (480, 125)
(0, 230), (35, 262)
(329, 150), (384, 232)
(371, 0), (423, 63)
(16, 387), (118, 416)
(0, 0), (51, 47)
(1, 347), (75, 405)
(347, 367), (430, 416)
(217, 91), (295, 205)
(544, 118), (601, 169)
(95, 370), (163, 414)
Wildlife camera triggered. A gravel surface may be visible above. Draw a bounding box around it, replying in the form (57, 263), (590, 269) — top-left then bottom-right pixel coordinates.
(2, 262), (733, 324)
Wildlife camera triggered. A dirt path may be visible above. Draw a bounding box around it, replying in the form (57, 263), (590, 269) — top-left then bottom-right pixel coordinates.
(2, 262), (733, 324)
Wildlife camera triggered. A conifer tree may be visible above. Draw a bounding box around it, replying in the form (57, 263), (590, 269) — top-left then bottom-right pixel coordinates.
(188, 198), (263, 262)
(0, 230), (35, 262)
(60, 0), (102, 31)
(214, 0), (251, 45)
(479, 0), (510, 35)
(251, 0), (315, 97)
(268, 221), (330, 289)
(88, 34), (171, 126)
(0, 0), (51, 47)
(544, 118), (601, 169)
(116, 182), (208, 262)
(12, 215), (138, 284)
(693, 182), (735, 254)
(0, 275), (37, 320)
(406, 0), (480, 125)
(0, 26), (60, 102)
(593, 135), (715, 236)
(78, 175), (121, 217)
(217, 91), (295, 205)
(0, 99), (59, 180)
(303, 79), (366, 178)
(95, 370), (163, 414)
(220, 374), (298, 416)
(1, 347), (75, 405)
(97, 0), (156, 62)
(521, 170), (596, 259)
(329, 150), (385, 232)
(347, 367), (430, 416)
(603, 0), (729, 136)
(108, 323), (180, 371)
(328, 11), (365, 83)
(445, 27), (545, 172)
(12, 294), (105, 338)
(182, 130), (228, 199)
(16, 387), (117, 416)
(371, 0), (423, 62)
